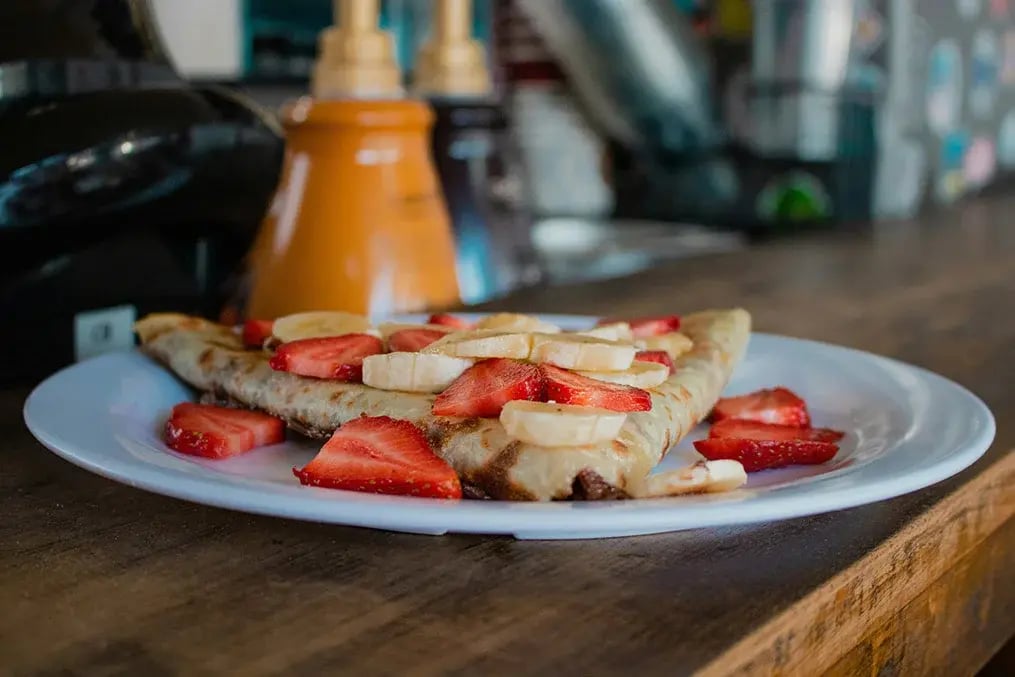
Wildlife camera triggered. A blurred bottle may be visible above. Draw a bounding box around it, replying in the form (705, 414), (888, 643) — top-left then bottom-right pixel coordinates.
(244, 0), (460, 319)
(413, 0), (541, 303)
(493, 0), (615, 218)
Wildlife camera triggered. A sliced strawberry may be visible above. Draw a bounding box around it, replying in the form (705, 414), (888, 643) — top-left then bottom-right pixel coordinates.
(432, 358), (545, 418)
(709, 418), (845, 443)
(698, 417), (844, 472)
(428, 313), (473, 330)
(388, 328), (448, 352)
(711, 387), (812, 427)
(269, 334), (383, 381)
(542, 364), (652, 412)
(293, 416), (461, 499)
(694, 437), (838, 472)
(164, 402), (284, 459)
(242, 319), (274, 349)
(599, 314), (681, 338)
(635, 350), (676, 374)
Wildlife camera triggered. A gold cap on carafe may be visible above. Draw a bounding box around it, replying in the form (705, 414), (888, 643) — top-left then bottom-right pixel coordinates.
(312, 0), (403, 98)
(414, 0), (491, 96)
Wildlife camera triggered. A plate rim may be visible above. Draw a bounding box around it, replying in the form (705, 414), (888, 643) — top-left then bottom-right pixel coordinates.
(23, 318), (997, 539)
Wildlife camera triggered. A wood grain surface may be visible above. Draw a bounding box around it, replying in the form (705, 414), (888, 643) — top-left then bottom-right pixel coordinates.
(826, 518), (1015, 677)
(4, 195), (1015, 675)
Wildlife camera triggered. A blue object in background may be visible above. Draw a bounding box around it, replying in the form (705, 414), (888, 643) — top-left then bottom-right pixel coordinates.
(243, 0), (493, 82)
(385, 0), (493, 75)
(671, 0), (702, 12)
(245, 0), (330, 79)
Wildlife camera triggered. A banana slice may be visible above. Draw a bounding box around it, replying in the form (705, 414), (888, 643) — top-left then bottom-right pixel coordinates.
(273, 311), (375, 343)
(530, 334), (636, 372)
(634, 460), (747, 497)
(577, 360), (669, 389)
(475, 313), (561, 334)
(577, 322), (634, 342)
(423, 330), (534, 359)
(637, 332), (694, 360)
(375, 322), (455, 339)
(500, 401), (627, 447)
(361, 352), (474, 393)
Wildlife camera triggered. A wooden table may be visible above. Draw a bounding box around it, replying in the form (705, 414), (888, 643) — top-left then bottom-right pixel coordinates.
(3, 196), (1014, 676)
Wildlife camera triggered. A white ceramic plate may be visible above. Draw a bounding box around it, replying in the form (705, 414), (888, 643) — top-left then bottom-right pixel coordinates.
(23, 314), (995, 540)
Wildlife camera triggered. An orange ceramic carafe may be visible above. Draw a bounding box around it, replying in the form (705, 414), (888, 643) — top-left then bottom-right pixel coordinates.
(246, 98), (461, 318)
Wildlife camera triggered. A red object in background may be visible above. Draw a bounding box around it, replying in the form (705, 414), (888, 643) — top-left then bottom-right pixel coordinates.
(491, 0), (568, 87)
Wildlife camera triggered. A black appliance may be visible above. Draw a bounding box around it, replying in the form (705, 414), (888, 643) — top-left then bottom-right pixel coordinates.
(0, 0), (284, 384)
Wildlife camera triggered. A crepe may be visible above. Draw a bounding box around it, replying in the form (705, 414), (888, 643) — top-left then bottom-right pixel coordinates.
(135, 309), (751, 500)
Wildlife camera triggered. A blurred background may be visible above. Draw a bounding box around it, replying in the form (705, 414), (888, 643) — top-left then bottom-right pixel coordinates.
(150, 0), (1015, 226)
(2, 0), (1015, 382)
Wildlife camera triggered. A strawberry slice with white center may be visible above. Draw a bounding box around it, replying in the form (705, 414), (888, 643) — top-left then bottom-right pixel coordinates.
(710, 387), (812, 427)
(709, 419), (844, 443)
(164, 402), (285, 459)
(693, 438), (838, 472)
(634, 349), (675, 374)
(293, 416), (461, 499)
(242, 319), (274, 349)
(432, 358), (545, 418)
(599, 314), (680, 338)
(541, 364), (652, 412)
(694, 419), (845, 472)
(428, 313), (473, 330)
(387, 328), (448, 352)
(269, 334), (383, 381)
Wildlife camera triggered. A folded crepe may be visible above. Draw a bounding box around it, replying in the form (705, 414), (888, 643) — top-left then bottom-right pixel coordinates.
(135, 309), (751, 500)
